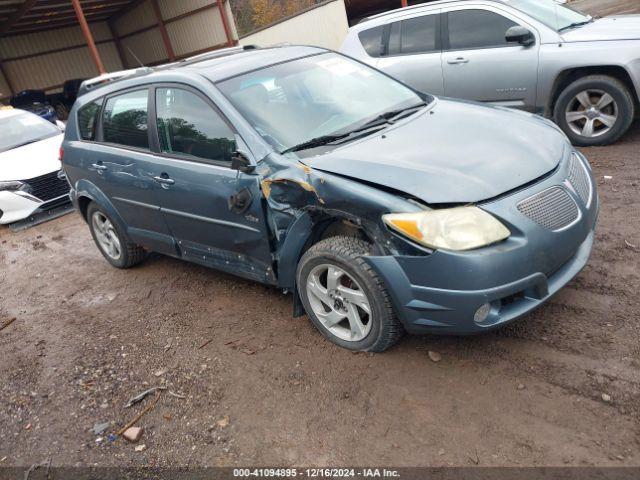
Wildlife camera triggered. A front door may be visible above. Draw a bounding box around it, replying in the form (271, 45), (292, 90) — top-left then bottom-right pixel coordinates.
(376, 11), (444, 96)
(150, 86), (274, 283)
(441, 7), (540, 110)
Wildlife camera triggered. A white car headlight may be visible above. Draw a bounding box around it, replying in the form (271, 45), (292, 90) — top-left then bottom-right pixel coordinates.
(0, 181), (24, 192)
(383, 206), (510, 251)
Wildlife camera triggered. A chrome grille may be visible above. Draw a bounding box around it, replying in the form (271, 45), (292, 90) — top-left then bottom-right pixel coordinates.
(568, 153), (591, 205)
(517, 186), (579, 231)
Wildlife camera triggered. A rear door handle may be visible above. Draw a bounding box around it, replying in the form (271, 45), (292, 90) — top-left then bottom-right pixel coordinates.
(153, 175), (175, 187)
(447, 57), (469, 65)
(91, 163), (108, 173)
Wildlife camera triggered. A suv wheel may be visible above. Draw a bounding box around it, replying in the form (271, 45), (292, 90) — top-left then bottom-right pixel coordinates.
(296, 236), (403, 352)
(87, 202), (147, 269)
(554, 75), (634, 146)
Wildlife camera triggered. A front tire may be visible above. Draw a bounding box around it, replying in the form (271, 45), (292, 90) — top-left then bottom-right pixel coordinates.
(554, 75), (634, 146)
(296, 236), (404, 352)
(87, 202), (147, 269)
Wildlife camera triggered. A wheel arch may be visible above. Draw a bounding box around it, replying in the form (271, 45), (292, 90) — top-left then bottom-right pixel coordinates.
(548, 65), (639, 116)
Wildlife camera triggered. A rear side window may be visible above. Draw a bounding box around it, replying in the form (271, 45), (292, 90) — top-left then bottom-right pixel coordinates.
(447, 9), (518, 50)
(388, 14), (439, 55)
(77, 99), (102, 141)
(155, 88), (236, 164)
(358, 26), (384, 57)
(102, 89), (149, 149)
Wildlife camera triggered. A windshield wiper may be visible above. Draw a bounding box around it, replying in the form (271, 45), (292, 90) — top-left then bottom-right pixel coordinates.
(558, 19), (593, 32)
(281, 103), (427, 154)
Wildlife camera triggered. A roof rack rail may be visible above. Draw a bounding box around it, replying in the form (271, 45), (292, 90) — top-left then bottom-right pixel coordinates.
(175, 44), (259, 67)
(78, 67), (154, 96)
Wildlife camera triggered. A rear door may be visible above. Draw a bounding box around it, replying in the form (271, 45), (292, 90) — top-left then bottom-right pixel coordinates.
(149, 85), (274, 283)
(376, 11), (444, 95)
(441, 6), (540, 109)
(77, 88), (174, 254)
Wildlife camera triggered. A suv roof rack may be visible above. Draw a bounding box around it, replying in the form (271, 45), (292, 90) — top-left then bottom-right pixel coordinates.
(77, 45), (260, 97)
(78, 67), (154, 96)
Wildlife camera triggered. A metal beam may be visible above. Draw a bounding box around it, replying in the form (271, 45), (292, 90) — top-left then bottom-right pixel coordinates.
(0, 0), (38, 36)
(150, 0), (175, 61)
(217, 0), (234, 47)
(108, 18), (128, 69)
(71, 0), (106, 74)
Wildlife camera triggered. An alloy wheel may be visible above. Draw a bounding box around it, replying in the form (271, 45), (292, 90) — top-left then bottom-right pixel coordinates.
(565, 89), (618, 138)
(305, 263), (372, 342)
(92, 211), (122, 260)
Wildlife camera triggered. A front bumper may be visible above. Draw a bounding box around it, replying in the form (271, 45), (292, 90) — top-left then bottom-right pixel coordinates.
(366, 151), (599, 335)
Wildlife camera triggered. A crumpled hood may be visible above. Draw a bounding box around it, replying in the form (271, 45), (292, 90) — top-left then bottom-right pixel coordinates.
(0, 134), (63, 181)
(561, 15), (640, 42)
(301, 99), (567, 204)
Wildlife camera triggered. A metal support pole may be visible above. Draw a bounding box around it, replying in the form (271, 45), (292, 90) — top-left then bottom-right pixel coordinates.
(150, 0), (175, 61)
(71, 0), (106, 74)
(217, 0), (235, 47)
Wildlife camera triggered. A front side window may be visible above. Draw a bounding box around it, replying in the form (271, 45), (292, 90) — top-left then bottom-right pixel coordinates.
(155, 88), (236, 163)
(217, 53), (427, 153)
(102, 89), (149, 149)
(388, 14), (439, 55)
(447, 9), (518, 50)
(0, 111), (60, 153)
(78, 99), (102, 141)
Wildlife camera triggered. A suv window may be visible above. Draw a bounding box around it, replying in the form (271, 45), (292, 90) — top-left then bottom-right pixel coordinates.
(77, 99), (102, 141)
(358, 26), (384, 57)
(155, 88), (236, 163)
(102, 89), (149, 149)
(388, 14), (439, 55)
(447, 9), (518, 50)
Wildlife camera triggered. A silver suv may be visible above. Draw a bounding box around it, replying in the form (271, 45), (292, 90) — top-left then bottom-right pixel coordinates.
(341, 0), (640, 146)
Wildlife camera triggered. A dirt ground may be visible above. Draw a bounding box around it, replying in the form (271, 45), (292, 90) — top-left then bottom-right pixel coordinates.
(1, 118), (640, 469)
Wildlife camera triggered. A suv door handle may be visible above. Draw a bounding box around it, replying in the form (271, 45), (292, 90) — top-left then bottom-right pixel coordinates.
(91, 163), (107, 172)
(153, 175), (175, 187)
(447, 57), (469, 65)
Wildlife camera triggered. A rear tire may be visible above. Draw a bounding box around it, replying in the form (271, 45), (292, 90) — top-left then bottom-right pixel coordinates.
(86, 202), (147, 269)
(553, 75), (634, 146)
(296, 236), (404, 352)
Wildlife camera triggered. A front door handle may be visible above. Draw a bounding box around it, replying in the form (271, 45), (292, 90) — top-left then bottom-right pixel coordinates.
(153, 175), (175, 187)
(447, 57), (469, 65)
(91, 163), (108, 173)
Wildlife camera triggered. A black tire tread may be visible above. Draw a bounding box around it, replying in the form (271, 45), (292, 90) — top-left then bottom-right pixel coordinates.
(553, 74), (635, 146)
(301, 236), (404, 352)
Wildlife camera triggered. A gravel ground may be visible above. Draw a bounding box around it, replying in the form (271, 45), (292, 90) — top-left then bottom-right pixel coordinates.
(1, 121), (639, 470)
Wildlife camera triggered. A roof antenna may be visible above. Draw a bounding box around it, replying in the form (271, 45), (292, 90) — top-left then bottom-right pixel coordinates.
(126, 46), (144, 67)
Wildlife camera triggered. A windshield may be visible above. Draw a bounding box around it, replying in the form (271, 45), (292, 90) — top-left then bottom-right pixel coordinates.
(507, 0), (592, 31)
(217, 53), (427, 152)
(0, 111), (60, 153)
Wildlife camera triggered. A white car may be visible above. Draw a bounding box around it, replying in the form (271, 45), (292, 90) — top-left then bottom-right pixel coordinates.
(0, 108), (69, 224)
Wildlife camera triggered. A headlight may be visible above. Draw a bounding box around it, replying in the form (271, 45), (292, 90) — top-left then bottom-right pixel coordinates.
(383, 206), (510, 251)
(0, 181), (24, 192)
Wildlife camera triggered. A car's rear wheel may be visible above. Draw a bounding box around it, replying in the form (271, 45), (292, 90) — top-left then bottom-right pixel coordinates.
(87, 202), (147, 269)
(296, 236), (403, 352)
(554, 75), (634, 146)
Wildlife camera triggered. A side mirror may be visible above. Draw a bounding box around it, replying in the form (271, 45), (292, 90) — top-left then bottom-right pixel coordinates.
(506, 26), (535, 47)
(230, 151), (255, 174)
(56, 120), (66, 132)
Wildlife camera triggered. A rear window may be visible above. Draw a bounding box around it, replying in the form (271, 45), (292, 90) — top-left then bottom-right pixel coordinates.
(102, 89), (149, 149)
(358, 26), (384, 57)
(77, 99), (102, 141)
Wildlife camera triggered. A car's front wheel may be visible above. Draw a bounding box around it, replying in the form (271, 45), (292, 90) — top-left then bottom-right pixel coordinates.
(554, 75), (635, 146)
(296, 236), (403, 352)
(87, 202), (147, 269)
